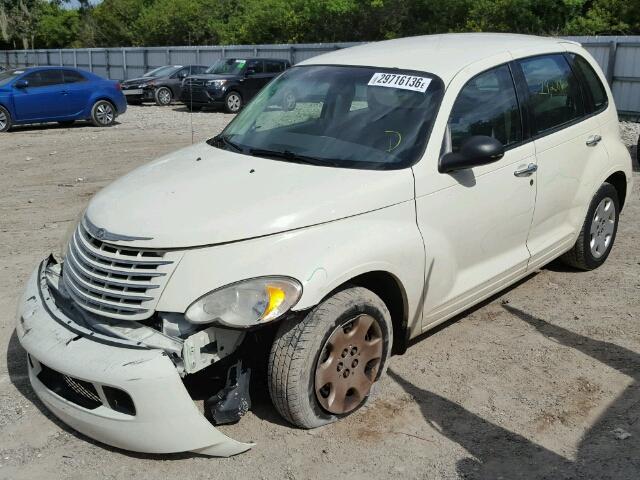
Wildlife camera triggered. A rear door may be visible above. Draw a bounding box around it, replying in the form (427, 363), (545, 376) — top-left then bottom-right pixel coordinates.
(515, 53), (609, 268)
(12, 69), (67, 120)
(62, 70), (92, 116)
(240, 60), (267, 100)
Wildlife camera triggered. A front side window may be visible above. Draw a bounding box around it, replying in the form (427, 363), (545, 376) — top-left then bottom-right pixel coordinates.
(519, 54), (584, 133)
(0, 69), (24, 87)
(144, 66), (182, 78)
(24, 69), (64, 87)
(265, 61), (284, 73)
(206, 59), (247, 75)
(215, 65), (444, 170)
(569, 54), (608, 113)
(447, 64), (522, 153)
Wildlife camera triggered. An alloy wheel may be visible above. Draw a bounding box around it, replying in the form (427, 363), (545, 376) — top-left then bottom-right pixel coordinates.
(0, 110), (6, 130)
(589, 196), (616, 258)
(95, 102), (114, 125)
(227, 93), (241, 112)
(157, 88), (172, 105)
(315, 314), (383, 414)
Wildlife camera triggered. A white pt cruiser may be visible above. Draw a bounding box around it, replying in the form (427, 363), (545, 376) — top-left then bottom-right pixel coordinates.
(16, 34), (633, 456)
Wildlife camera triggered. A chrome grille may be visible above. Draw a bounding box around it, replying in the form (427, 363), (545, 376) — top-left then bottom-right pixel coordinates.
(62, 221), (179, 320)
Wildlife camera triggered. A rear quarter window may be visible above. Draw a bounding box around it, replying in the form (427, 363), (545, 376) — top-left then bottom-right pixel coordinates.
(569, 54), (608, 113)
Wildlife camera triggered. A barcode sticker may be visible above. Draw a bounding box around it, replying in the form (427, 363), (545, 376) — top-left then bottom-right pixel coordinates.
(368, 73), (431, 93)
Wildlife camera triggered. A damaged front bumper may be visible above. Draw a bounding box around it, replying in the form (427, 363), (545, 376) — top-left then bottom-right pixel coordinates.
(15, 258), (253, 457)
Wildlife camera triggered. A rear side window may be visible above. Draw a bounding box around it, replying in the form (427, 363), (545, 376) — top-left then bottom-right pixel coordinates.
(518, 54), (585, 133)
(24, 69), (64, 87)
(265, 61), (285, 73)
(570, 54), (608, 113)
(447, 64), (522, 152)
(63, 70), (86, 84)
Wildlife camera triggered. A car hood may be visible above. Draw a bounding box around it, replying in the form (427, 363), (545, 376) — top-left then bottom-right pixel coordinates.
(85, 143), (414, 249)
(122, 76), (158, 86)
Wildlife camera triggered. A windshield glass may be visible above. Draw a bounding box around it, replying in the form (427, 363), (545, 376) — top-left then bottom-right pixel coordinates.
(143, 66), (181, 78)
(206, 59), (247, 75)
(215, 65), (444, 169)
(0, 69), (25, 87)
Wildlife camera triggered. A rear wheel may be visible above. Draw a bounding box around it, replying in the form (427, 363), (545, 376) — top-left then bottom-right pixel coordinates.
(224, 91), (243, 113)
(560, 182), (619, 270)
(91, 100), (116, 127)
(155, 87), (172, 106)
(0, 106), (11, 132)
(268, 286), (393, 428)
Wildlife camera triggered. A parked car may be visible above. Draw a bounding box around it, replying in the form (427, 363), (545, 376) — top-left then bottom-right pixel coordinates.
(0, 67), (126, 132)
(121, 65), (208, 106)
(16, 34), (632, 457)
(180, 58), (290, 113)
(0, 65), (5, 72)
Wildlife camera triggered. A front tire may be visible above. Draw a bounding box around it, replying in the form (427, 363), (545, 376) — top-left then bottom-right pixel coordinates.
(268, 286), (393, 429)
(224, 91), (243, 113)
(0, 105), (12, 132)
(155, 87), (172, 106)
(91, 100), (116, 127)
(560, 182), (620, 270)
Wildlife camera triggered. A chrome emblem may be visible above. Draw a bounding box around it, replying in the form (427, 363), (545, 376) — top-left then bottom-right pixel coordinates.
(83, 216), (153, 242)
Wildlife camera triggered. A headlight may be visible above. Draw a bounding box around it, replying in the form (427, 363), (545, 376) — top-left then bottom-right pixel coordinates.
(185, 277), (302, 328)
(206, 80), (227, 88)
(54, 208), (85, 262)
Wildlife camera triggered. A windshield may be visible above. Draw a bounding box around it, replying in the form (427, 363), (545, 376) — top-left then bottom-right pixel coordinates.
(206, 59), (247, 75)
(0, 69), (24, 87)
(143, 66), (181, 78)
(214, 65), (444, 169)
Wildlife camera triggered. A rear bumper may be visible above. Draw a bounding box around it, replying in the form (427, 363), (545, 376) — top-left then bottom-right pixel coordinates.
(15, 258), (253, 457)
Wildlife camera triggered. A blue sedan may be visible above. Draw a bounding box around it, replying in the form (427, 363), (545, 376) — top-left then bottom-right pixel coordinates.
(0, 67), (127, 132)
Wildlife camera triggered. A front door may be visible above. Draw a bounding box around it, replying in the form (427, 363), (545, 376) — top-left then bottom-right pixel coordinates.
(240, 60), (268, 100)
(414, 62), (537, 329)
(12, 69), (67, 121)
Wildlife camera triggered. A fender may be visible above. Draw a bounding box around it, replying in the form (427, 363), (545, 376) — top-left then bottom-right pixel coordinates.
(156, 200), (426, 336)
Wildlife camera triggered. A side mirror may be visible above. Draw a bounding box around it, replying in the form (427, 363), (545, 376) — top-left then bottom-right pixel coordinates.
(14, 79), (28, 89)
(177, 71), (187, 79)
(439, 135), (505, 173)
(245, 68), (256, 76)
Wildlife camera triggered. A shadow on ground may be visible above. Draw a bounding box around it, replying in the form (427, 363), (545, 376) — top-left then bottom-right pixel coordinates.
(390, 304), (639, 479)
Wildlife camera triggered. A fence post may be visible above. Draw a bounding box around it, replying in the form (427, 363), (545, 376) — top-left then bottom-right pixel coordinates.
(254, 46), (258, 56)
(289, 46), (295, 64)
(606, 40), (617, 86)
(122, 48), (127, 80)
(166, 48), (170, 65)
(143, 48), (148, 72)
(196, 47), (200, 64)
(89, 49), (93, 72)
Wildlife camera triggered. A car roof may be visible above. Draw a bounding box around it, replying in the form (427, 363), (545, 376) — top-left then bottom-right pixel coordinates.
(225, 57), (289, 62)
(301, 33), (579, 83)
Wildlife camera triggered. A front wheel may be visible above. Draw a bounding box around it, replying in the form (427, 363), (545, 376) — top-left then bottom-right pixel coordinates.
(560, 182), (620, 270)
(268, 286), (393, 429)
(224, 91), (243, 113)
(91, 100), (116, 127)
(155, 87), (172, 106)
(0, 105), (12, 132)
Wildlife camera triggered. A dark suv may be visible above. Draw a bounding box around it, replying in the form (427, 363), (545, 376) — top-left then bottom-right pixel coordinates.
(180, 58), (290, 113)
(121, 65), (208, 106)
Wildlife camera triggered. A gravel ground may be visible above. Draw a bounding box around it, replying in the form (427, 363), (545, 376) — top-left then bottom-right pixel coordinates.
(0, 106), (639, 479)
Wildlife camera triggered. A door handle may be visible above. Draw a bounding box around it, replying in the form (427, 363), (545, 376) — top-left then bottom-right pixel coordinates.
(586, 134), (602, 146)
(514, 163), (538, 177)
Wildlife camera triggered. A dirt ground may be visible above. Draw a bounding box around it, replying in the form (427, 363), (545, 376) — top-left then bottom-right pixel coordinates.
(0, 105), (638, 480)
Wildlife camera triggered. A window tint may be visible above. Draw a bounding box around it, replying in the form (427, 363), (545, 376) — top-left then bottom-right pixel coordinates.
(24, 69), (64, 87)
(570, 54), (608, 112)
(192, 66), (207, 74)
(265, 61), (284, 74)
(448, 65), (522, 153)
(246, 60), (264, 74)
(63, 70), (86, 84)
(519, 54), (584, 133)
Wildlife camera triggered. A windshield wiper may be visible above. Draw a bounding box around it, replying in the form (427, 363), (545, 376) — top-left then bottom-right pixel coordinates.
(248, 148), (336, 166)
(207, 134), (243, 153)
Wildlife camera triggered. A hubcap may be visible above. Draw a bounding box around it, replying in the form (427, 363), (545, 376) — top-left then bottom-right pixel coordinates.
(227, 94), (241, 112)
(0, 110), (6, 129)
(95, 103), (114, 125)
(158, 88), (171, 104)
(589, 196), (616, 258)
(315, 314), (383, 415)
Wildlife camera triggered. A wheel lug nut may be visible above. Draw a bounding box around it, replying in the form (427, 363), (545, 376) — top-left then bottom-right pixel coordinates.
(337, 362), (343, 372)
(343, 369), (350, 378)
(352, 359), (358, 368)
(341, 349), (348, 358)
(350, 347), (358, 356)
